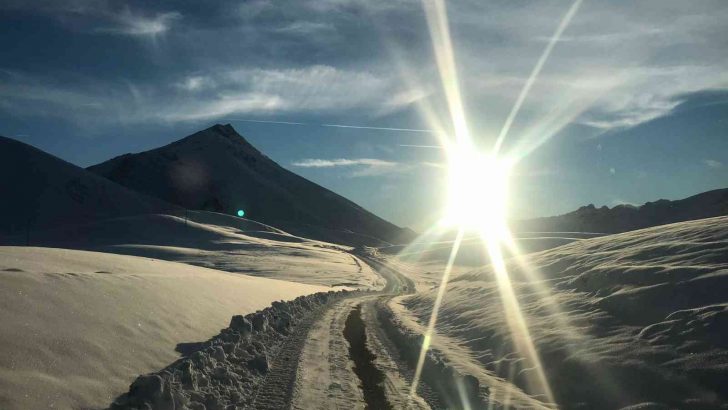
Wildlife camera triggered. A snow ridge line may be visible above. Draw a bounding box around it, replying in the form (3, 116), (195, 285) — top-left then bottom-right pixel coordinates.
(110, 289), (362, 410)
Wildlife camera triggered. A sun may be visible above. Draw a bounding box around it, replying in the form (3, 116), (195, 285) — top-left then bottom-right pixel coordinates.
(442, 142), (512, 238)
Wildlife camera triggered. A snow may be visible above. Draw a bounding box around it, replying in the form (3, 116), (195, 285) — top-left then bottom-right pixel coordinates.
(0, 246), (328, 410)
(389, 216), (728, 409)
(2, 211), (383, 289)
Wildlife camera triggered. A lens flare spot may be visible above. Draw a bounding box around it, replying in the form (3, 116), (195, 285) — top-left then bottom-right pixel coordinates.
(237, 209), (245, 217)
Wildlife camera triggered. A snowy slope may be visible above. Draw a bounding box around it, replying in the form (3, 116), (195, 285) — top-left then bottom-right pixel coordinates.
(0, 211), (383, 289)
(392, 216), (728, 409)
(88, 124), (414, 246)
(0, 136), (173, 235)
(0, 247), (328, 410)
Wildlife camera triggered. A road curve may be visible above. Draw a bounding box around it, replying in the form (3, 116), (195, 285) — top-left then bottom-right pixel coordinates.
(288, 252), (435, 410)
(110, 250), (442, 410)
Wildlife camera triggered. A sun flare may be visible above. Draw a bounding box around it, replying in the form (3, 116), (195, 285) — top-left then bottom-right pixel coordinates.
(405, 0), (580, 405)
(442, 143), (512, 238)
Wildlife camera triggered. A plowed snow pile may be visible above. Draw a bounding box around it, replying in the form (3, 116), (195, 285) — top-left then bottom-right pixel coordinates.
(0, 247), (327, 410)
(394, 216), (728, 409)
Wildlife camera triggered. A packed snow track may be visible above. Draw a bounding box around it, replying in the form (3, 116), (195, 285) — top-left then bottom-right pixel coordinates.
(111, 250), (453, 410)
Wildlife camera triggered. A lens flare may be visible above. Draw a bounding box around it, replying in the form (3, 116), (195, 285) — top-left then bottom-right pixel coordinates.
(404, 0), (584, 407)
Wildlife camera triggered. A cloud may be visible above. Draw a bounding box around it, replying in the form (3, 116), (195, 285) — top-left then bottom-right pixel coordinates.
(399, 144), (442, 149)
(0, 1), (181, 36)
(291, 158), (397, 168)
(0, 65), (422, 124)
(444, 0), (728, 142)
(175, 75), (214, 91)
(96, 10), (181, 36)
(1, 0), (727, 136)
(703, 159), (723, 169)
(419, 161), (445, 169)
(576, 66), (728, 130)
(164, 65), (422, 121)
(290, 158), (443, 178)
(291, 158), (400, 178)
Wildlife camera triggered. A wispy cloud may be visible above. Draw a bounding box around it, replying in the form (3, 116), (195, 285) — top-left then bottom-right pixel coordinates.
(703, 159), (723, 168)
(449, 1), (728, 139)
(145, 65), (424, 122)
(399, 144), (442, 149)
(291, 158), (400, 178)
(291, 157), (444, 178)
(0, 65), (424, 124)
(225, 118), (437, 133)
(1, 0), (727, 136)
(0, 2), (181, 37)
(291, 158), (397, 168)
(96, 10), (181, 36)
(174, 75), (213, 91)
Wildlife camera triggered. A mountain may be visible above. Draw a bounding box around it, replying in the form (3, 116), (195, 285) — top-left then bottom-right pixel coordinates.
(88, 124), (414, 246)
(0, 136), (173, 236)
(515, 188), (728, 234)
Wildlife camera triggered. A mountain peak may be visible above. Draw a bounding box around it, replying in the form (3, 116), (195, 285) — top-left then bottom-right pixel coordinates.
(208, 123), (237, 136)
(172, 123), (263, 156)
(188, 123), (243, 142)
(88, 125), (412, 246)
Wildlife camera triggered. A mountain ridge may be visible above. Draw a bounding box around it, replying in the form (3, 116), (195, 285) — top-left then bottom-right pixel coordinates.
(0, 135), (175, 235)
(514, 187), (728, 234)
(88, 124), (415, 246)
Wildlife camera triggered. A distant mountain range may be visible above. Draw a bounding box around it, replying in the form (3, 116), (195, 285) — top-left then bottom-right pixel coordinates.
(88, 124), (414, 246)
(514, 188), (728, 234)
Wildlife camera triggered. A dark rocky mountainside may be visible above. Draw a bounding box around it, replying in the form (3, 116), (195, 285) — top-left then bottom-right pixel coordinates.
(0, 136), (173, 235)
(89, 124), (414, 246)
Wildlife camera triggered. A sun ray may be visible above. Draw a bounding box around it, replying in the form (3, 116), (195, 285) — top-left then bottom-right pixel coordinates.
(484, 233), (555, 403)
(493, 0), (583, 155)
(409, 227), (465, 397)
(403, 0), (587, 407)
(420, 0), (470, 143)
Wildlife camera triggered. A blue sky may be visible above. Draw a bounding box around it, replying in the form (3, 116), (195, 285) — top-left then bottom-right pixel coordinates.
(1, 0), (726, 230)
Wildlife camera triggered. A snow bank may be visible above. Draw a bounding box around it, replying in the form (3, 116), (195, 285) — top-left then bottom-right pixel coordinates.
(111, 290), (353, 409)
(0, 247), (328, 410)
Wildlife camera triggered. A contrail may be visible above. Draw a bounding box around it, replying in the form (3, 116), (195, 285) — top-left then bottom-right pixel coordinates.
(227, 118), (437, 134)
(493, 0), (583, 154)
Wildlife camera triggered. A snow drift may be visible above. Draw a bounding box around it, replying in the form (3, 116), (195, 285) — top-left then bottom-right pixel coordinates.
(0, 247), (328, 410)
(392, 216), (728, 409)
